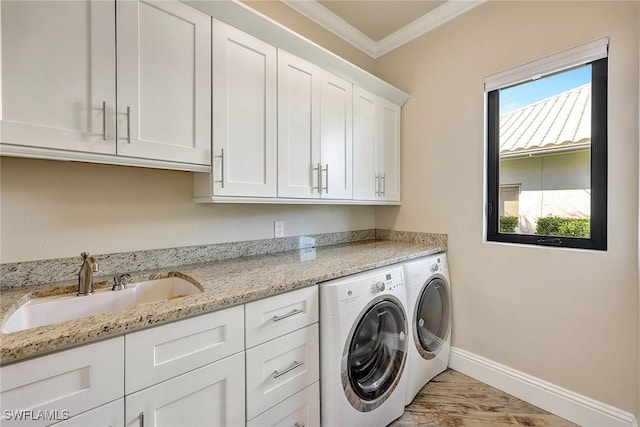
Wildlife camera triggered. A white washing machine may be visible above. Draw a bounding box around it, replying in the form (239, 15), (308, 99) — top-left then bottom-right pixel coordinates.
(320, 265), (409, 427)
(403, 253), (452, 406)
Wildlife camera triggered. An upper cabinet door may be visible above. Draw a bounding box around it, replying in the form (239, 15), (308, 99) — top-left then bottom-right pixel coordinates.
(320, 72), (353, 200)
(378, 98), (401, 201)
(353, 87), (379, 201)
(1, 0), (116, 154)
(116, 0), (211, 166)
(277, 51), (321, 199)
(212, 20), (277, 198)
(352, 86), (401, 203)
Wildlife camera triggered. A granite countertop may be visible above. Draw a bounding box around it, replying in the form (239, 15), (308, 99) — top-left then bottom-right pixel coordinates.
(0, 239), (445, 364)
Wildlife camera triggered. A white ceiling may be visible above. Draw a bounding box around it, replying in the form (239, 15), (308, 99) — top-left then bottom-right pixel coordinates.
(281, 0), (485, 58)
(318, 1), (445, 42)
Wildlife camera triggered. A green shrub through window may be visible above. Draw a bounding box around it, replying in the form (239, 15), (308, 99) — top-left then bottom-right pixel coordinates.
(499, 216), (518, 233)
(535, 216), (590, 238)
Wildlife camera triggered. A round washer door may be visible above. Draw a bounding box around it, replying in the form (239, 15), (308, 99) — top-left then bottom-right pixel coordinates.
(413, 277), (450, 360)
(342, 296), (407, 412)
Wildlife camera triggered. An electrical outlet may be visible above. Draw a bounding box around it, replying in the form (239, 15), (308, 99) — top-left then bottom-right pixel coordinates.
(274, 221), (285, 238)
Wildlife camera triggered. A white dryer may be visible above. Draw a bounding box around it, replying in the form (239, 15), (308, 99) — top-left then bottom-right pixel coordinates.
(403, 253), (452, 406)
(320, 265), (409, 426)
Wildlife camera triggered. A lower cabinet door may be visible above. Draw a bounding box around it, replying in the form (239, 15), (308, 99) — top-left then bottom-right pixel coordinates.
(246, 324), (319, 420)
(125, 352), (245, 427)
(50, 399), (124, 427)
(246, 382), (319, 427)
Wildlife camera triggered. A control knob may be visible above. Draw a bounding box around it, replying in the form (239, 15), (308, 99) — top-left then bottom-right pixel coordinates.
(430, 263), (440, 273)
(371, 281), (386, 293)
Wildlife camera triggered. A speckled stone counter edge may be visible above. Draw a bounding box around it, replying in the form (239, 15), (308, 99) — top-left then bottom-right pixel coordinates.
(0, 229), (446, 289)
(0, 236), (447, 363)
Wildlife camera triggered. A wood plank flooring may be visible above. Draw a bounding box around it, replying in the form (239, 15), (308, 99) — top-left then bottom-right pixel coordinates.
(390, 370), (577, 427)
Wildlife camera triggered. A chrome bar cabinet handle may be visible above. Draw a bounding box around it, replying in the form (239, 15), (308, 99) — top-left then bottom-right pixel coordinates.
(312, 163), (320, 193)
(102, 101), (107, 141)
(273, 360), (304, 378)
(272, 308), (304, 322)
(381, 173), (386, 196)
(322, 164), (328, 193)
(215, 149), (225, 188)
(126, 106), (131, 144)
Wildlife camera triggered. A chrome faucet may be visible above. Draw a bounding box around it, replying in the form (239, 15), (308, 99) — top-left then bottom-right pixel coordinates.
(77, 252), (98, 296)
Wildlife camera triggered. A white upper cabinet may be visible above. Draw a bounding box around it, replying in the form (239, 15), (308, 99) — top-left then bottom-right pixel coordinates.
(320, 72), (353, 200)
(1, 0), (211, 171)
(116, 0), (211, 166)
(277, 51), (322, 199)
(353, 87), (378, 201)
(353, 86), (401, 202)
(210, 20), (277, 198)
(277, 51), (353, 201)
(0, 0), (116, 155)
(378, 97), (401, 201)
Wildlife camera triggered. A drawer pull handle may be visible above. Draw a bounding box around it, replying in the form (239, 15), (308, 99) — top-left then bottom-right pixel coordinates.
(273, 360), (304, 378)
(138, 412), (144, 427)
(272, 308), (304, 322)
(294, 423), (306, 427)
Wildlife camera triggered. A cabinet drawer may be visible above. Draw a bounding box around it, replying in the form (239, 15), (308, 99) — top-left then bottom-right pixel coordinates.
(246, 324), (319, 420)
(125, 305), (244, 394)
(245, 286), (318, 348)
(51, 399), (123, 427)
(125, 352), (245, 427)
(0, 337), (124, 427)
(247, 382), (319, 427)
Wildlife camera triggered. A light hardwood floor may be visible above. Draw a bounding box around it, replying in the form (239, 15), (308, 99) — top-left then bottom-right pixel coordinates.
(390, 370), (577, 426)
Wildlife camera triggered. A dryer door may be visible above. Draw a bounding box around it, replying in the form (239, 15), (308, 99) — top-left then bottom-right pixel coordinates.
(342, 297), (407, 412)
(413, 277), (450, 360)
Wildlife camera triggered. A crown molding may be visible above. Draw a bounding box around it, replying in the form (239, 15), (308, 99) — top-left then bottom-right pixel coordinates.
(281, 0), (485, 59)
(376, 0), (485, 57)
(280, 0), (378, 57)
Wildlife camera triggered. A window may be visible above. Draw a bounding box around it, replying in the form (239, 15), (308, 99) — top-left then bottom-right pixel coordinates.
(485, 39), (608, 250)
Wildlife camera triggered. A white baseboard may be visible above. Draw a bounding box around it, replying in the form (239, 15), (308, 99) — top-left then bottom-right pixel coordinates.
(449, 347), (637, 427)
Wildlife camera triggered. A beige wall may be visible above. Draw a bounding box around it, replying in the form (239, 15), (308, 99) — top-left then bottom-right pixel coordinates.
(374, 0), (639, 413)
(637, 2), (640, 419)
(0, 158), (374, 262)
(242, 0), (375, 73)
(0, 2), (377, 264)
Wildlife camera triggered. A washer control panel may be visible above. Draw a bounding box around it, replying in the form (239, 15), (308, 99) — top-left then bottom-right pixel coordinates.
(321, 266), (406, 316)
(371, 281), (386, 293)
(370, 269), (404, 295)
